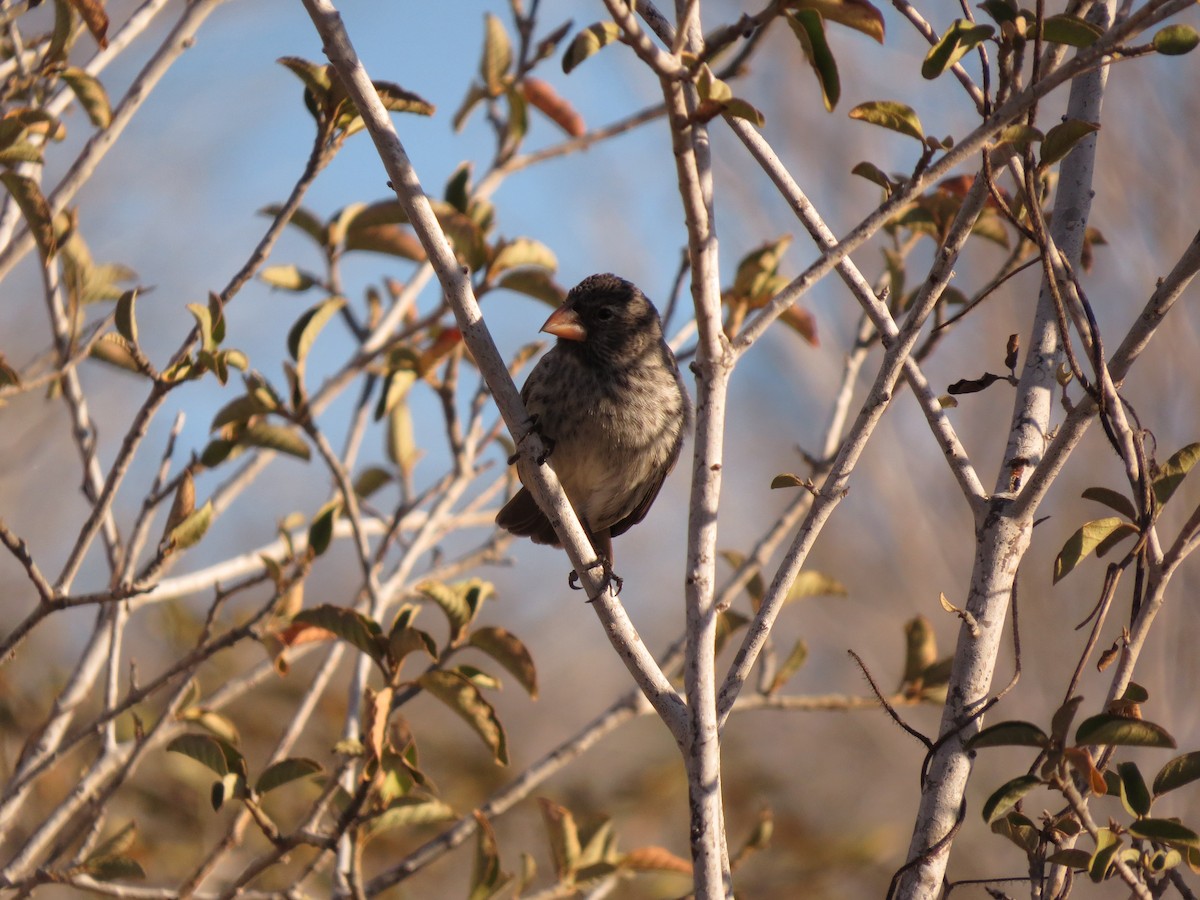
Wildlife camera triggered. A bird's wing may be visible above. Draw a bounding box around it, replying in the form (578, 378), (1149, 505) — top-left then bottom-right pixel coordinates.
(495, 487), (561, 546)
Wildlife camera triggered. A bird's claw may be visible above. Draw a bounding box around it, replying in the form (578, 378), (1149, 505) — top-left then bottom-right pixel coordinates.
(507, 415), (555, 465)
(568, 558), (622, 599)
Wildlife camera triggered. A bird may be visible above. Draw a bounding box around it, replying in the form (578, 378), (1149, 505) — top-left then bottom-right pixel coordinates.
(496, 273), (691, 592)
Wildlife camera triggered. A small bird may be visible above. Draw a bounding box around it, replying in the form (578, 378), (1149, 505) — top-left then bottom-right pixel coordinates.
(496, 273), (691, 591)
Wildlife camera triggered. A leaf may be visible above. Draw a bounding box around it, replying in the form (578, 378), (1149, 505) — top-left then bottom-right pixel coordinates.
(293, 604), (386, 670)
(539, 798), (581, 880)
(1081, 486), (1137, 520)
(770, 473), (810, 490)
(981, 774), (1041, 824)
(343, 223), (426, 260)
(1129, 819), (1200, 849)
(1042, 14), (1103, 47)
(69, 0), (109, 47)
(785, 10), (841, 111)
(784, 0), (885, 43)
(387, 401), (421, 479)
(1075, 714), (1176, 748)
(1050, 696), (1084, 745)
(498, 269), (566, 305)
(849, 100), (924, 142)
(60, 67), (112, 128)
(113, 288), (139, 345)
(85, 822), (138, 863)
(287, 297), (346, 366)
(991, 811), (1038, 853)
(490, 237), (558, 280)
(1040, 119), (1100, 167)
(1153, 24), (1200, 55)
(768, 639), (809, 693)
(787, 570), (848, 602)
(623, 845), (694, 873)
(481, 13), (513, 95)
(1153, 443), (1200, 507)
(167, 733), (243, 777)
(360, 797), (456, 841)
(387, 625), (437, 672)
(1053, 517), (1137, 583)
(237, 423), (311, 461)
(255, 757), (323, 795)
(562, 22), (621, 74)
(419, 670), (508, 765)
(260, 264), (317, 292)
(1153, 751), (1200, 796)
(166, 501), (214, 552)
(1118, 761), (1152, 818)
(968, 720), (1049, 749)
(469, 812), (509, 900)
(470, 627), (538, 699)
(0, 172), (56, 260)
(354, 466), (393, 498)
(922, 20), (994, 79)
(84, 856), (145, 881)
(1046, 848), (1092, 870)
(521, 77), (586, 137)
(1089, 828), (1122, 882)
(417, 580), (477, 645)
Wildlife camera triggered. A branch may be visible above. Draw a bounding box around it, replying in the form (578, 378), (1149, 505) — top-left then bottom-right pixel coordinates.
(297, 0), (687, 741)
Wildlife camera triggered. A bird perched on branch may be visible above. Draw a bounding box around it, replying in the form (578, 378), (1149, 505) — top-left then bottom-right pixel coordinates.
(496, 273), (691, 593)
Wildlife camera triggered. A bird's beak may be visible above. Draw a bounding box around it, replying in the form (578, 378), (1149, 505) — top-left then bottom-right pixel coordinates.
(540, 305), (586, 342)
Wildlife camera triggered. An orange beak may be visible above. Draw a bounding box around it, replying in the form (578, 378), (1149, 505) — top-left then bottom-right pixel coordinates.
(540, 305), (586, 342)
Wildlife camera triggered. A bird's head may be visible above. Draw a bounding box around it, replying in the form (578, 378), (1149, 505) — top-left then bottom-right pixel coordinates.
(540, 273), (664, 362)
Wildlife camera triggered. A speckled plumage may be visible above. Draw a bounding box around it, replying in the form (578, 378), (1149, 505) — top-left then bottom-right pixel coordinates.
(496, 274), (691, 565)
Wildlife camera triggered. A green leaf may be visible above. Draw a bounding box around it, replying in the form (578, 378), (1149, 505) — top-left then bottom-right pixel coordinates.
(84, 855), (146, 882)
(293, 603), (386, 669)
(1081, 486), (1137, 520)
(1053, 517), (1137, 583)
(539, 798), (581, 880)
(1046, 848), (1092, 870)
(167, 733), (242, 777)
(562, 22), (621, 74)
(1050, 696), (1084, 745)
(1153, 751), (1200, 796)
(237, 423), (311, 461)
(417, 580), (477, 645)
(768, 639), (809, 692)
(481, 13), (513, 95)
(1089, 829), (1121, 882)
(1129, 818), (1200, 849)
(260, 264), (318, 292)
(991, 811), (1038, 853)
(261, 203), (328, 247)
(922, 20), (994, 79)
(469, 627), (538, 699)
(469, 812), (510, 900)
(490, 237), (558, 280)
(1040, 119), (1100, 167)
(0, 172), (56, 260)
(287, 297), (346, 366)
(785, 10), (841, 111)
(167, 500), (214, 552)
(386, 625), (437, 672)
(306, 499), (342, 557)
(418, 670), (508, 765)
(1118, 761), (1152, 818)
(114, 289), (139, 345)
(497, 269), (566, 306)
(848, 100), (925, 142)
(211, 392), (276, 431)
(255, 757), (323, 795)
(60, 66), (112, 128)
(1153, 24), (1200, 55)
(1075, 714), (1176, 748)
(787, 570), (848, 602)
(1041, 14), (1103, 47)
(784, 0), (885, 43)
(1153, 443), (1200, 507)
(968, 720), (1049, 749)
(361, 797), (456, 841)
(770, 472), (810, 490)
(981, 774), (1041, 824)
(353, 465), (393, 498)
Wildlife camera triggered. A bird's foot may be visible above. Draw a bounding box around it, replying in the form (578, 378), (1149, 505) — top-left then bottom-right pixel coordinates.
(568, 558), (623, 598)
(507, 415), (555, 465)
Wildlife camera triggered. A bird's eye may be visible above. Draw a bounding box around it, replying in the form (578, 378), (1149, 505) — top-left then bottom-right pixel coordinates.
(595, 307), (614, 321)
